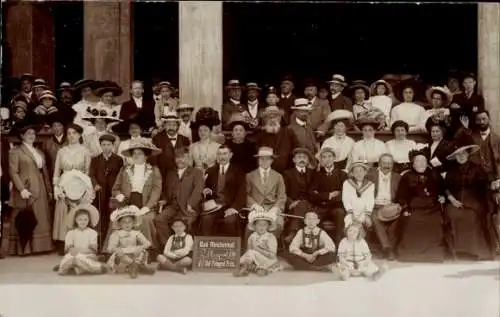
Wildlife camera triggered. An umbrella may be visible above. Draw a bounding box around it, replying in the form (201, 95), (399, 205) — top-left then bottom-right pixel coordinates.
(15, 205), (38, 253)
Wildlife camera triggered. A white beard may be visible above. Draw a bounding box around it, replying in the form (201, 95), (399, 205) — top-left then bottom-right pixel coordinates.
(264, 123), (281, 134)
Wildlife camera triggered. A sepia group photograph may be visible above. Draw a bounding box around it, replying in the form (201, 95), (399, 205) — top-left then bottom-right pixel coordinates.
(0, 1), (499, 316)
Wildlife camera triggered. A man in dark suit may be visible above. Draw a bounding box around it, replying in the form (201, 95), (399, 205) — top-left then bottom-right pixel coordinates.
(119, 81), (155, 129)
(222, 79), (245, 130)
(151, 113), (191, 187)
(451, 73), (485, 129)
(308, 147), (348, 246)
(327, 74), (352, 112)
(200, 145), (246, 237)
(366, 154), (401, 260)
(242, 82), (266, 131)
(283, 148), (315, 243)
(154, 147), (204, 250)
(278, 75), (296, 126)
(89, 134), (124, 246)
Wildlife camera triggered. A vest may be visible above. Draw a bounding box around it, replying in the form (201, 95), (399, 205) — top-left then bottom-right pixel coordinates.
(478, 136), (494, 175)
(296, 172), (308, 200)
(301, 228), (323, 254)
(170, 235), (187, 252)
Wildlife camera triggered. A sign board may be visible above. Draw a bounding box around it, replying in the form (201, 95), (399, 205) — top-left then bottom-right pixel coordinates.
(192, 236), (241, 272)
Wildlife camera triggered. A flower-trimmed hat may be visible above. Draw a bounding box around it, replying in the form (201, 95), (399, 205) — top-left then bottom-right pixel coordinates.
(356, 117), (380, 130)
(59, 170), (94, 202)
(349, 80), (370, 100)
(254, 146), (277, 158)
(425, 86), (453, 106)
(370, 79), (393, 96)
(82, 107), (122, 124)
(261, 105), (285, 118)
(328, 74), (348, 87)
(247, 210), (277, 232)
(446, 136), (479, 161)
(67, 203), (100, 228)
(110, 205), (144, 227)
(94, 80), (123, 97)
(73, 79), (96, 96)
(121, 137), (162, 157)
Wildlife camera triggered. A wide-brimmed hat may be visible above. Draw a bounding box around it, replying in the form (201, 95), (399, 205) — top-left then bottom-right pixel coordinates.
(325, 109), (354, 126)
(261, 105), (284, 118)
(158, 81), (174, 91)
(112, 112), (151, 133)
(160, 111), (181, 123)
(247, 210), (277, 231)
(226, 79), (243, 90)
(393, 78), (423, 102)
(376, 203), (402, 222)
(59, 170), (94, 201)
(291, 98), (312, 111)
(11, 95), (29, 110)
(39, 91), (57, 102)
(46, 111), (71, 127)
(228, 112), (250, 130)
(177, 103), (195, 111)
(426, 86), (453, 106)
(110, 205), (144, 227)
(73, 79), (96, 95)
(20, 73), (34, 82)
(349, 80), (370, 100)
(446, 137), (480, 161)
(318, 147), (336, 158)
(370, 79), (392, 96)
(356, 118), (380, 130)
(94, 80), (123, 97)
(67, 203), (100, 228)
(245, 82), (261, 91)
(254, 146), (277, 158)
(424, 116), (448, 133)
(327, 74), (348, 86)
(121, 137), (162, 157)
(13, 117), (43, 136)
(201, 199), (224, 215)
(32, 78), (48, 89)
(349, 160), (370, 172)
(292, 147), (314, 162)
(58, 82), (73, 91)
(82, 107), (122, 124)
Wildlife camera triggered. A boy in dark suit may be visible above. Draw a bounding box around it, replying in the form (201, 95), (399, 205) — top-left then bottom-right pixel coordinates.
(154, 147), (204, 250)
(200, 145), (246, 237)
(89, 134), (123, 247)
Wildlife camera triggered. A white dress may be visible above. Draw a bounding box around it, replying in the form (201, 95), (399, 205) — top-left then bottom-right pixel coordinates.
(349, 138), (387, 167)
(390, 102), (427, 132)
(240, 231), (280, 271)
(320, 135), (355, 166)
(58, 227), (103, 274)
(337, 238), (379, 277)
(385, 139), (418, 164)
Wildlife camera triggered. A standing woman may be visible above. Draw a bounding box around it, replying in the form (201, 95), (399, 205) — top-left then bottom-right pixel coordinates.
(395, 149), (446, 262)
(8, 120), (53, 255)
(318, 110), (355, 171)
(190, 107), (221, 172)
(444, 137), (494, 260)
(385, 120), (420, 174)
(52, 123), (94, 254)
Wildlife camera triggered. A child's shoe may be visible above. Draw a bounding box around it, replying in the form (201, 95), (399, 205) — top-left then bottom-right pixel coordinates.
(129, 262), (139, 279)
(370, 264), (387, 281)
(139, 263), (157, 275)
(233, 263), (250, 277)
(256, 269), (268, 277)
(52, 264), (60, 272)
(100, 264), (109, 274)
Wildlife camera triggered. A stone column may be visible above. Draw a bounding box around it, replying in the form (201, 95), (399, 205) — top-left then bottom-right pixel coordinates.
(4, 2), (55, 88)
(179, 1), (223, 115)
(84, 2), (133, 102)
(478, 3), (500, 132)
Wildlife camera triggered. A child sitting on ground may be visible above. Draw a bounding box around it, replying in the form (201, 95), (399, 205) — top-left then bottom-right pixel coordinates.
(282, 211), (336, 272)
(342, 161), (375, 229)
(234, 211), (281, 277)
(106, 205), (156, 279)
(58, 204), (107, 275)
(157, 218), (193, 274)
(336, 221), (385, 281)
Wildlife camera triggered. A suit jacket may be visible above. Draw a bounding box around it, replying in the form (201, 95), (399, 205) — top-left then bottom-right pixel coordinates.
(151, 131), (191, 181)
(452, 92), (485, 122)
(424, 139), (454, 174)
(89, 153), (123, 189)
(254, 127), (300, 173)
(246, 169), (287, 211)
(278, 94), (297, 125)
(309, 168), (348, 208)
(289, 98), (331, 131)
(329, 94), (353, 112)
(222, 100), (246, 130)
(287, 121), (319, 155)
(9, 144), (52, 209)
(283, 167), (314, 205)
(112, 163), (162, 209)
(204, 163), (246, 210)
(164, 166), (204, 213)
(470, 130), (500, 181)
(120, 98), (155, 127)
(366, 168), (401, 202)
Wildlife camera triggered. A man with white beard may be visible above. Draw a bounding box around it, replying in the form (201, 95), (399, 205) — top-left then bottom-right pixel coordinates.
(254, 105), (300, 173)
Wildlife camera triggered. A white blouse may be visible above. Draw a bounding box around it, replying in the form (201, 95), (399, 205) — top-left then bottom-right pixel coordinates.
(349, 138), (387, 165)
(178, 121), (192, 142)
(342, 180), (375, 217)
(23, 142), (43, 169)
(385, 139), (418, 163)
(390, 102), (427, 132)
(131, 163), (147, 192)
(65, 228), (98, 254)
(320, 135), (355, 162)
(338, 238), (372, 262)
(370, 95), (393, 125)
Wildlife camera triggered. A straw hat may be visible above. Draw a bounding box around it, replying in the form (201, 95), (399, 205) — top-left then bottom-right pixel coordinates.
(349, 80), (370, 100)
(110, 205), (144, 227)
(59, 170), (94, 201)
(247, 210), (277, 231)
(376, 204), (402, 222)
(160, 111), (181, 123)
(177, 104), (195, 111)
(426, 86), (453, 106)
(201, 199), (224, 215)
(327, 74), (348, 86)
(254, 146), (277, 158)
(446, 137), (480, 161)
(370, 79), (392, 96)
(73, 79), (96, 95)
(325, 109), (354, 125)
(39, 91), (57, 102)
(349, 160), (370, 172)
(292, 147), (314, 162)
(58, 82), (73, 91)
(261, 105), (284, 118)
(67, 204), (100, 228)
(121, 137), (162, 157)
(291, 98), (312, 111)
(32, 78), (48, 89)
(226, 79), (243, 90)
(245, 82), (261, 91)
(158, 81), (174, 91)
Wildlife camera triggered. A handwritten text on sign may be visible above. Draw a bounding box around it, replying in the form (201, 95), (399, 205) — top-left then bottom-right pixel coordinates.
(193, 236), (241, 272)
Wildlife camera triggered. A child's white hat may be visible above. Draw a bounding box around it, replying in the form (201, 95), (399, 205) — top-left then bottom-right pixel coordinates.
(110, 205), (145, 228)
(247, 210), (277, 231)
(67, 203), (100, 228)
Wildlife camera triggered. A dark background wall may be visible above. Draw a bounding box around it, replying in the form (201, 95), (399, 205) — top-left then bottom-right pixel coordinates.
(46, 2), (477, 94)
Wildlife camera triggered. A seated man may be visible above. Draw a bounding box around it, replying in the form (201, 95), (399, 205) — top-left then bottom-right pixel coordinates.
(201, 145), (246, 237)
(245, 146), (287, 239)
(154, 147), (204, 250)
(366, 154), (401, 261)
(282, 211), (336, 271)
(283, 147), (316, 243)
(309, 147), (348, 246)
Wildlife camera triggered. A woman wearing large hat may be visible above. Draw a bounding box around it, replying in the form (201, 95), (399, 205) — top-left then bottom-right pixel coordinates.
(349, 118), (387, 168)
(443, 135), (494, 260)
(72, 79), (99, 125)
(390, 78), (427, 132)
(7, 119), (53, 255)
(114, 114), (152, 166)
(350, 80), (387, 130)
(81, 107), (122, 157)
(225, 112), (258, 173)
(52, 123), (94, 254)
(109, 137), (162, 249)
(319, 110), (355, 170)
(154, 81), (179, 128)
(190, 107), (222, 172)
(421, 86), (452, 132)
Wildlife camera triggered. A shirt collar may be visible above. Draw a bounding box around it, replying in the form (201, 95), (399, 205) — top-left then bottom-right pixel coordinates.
(331, 92), (341, 99)
(248, 99), (258, 107)
(133, 96), (142, 101)
(220, 163), (229, 173)
(296, 166), (306, 173)
(480, 128), (490, 136)
(281, 94), (291, 99)
(378, 169), (391, 179)
(304, 226), (319, 235)
(259, 167), (270, 174)
(324, 166), (334, 174)
(295, 117), (307, 126)
(308, 97), (316, 104)
(174, 232), (186, 238)
(230, 98), (240, 105)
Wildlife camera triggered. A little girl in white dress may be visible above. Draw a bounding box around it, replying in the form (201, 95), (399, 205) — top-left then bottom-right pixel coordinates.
(234, 211), (281, 277)
(57, 204), (107, 275)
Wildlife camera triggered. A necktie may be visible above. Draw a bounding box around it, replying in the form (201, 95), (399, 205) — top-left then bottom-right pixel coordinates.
(218, 166), (226, 191)
(263, 170), (269, 184)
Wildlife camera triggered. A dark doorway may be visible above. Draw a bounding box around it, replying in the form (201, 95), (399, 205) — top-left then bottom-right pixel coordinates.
(133, 1), (179, 96)
(223, 3), (477, 90)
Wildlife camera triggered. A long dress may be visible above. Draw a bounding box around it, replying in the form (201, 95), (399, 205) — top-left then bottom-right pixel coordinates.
(395, 169), (446, 262)
(52, 144), (93, 242)
(444, 161), (493, 260)
(240, 231), (281, 272)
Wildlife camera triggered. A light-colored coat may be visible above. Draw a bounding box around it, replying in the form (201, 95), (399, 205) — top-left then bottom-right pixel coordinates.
(246, 169), (287, 211)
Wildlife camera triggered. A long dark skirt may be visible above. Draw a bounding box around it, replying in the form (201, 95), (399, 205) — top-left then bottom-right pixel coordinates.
(397, 197), (445, 262)
(446, 190), (493, 260)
